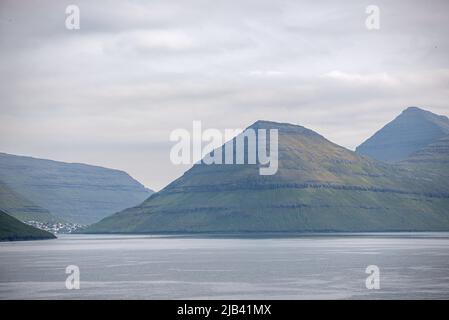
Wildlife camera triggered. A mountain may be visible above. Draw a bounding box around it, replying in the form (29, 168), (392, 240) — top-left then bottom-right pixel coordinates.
(0, 209), (56, 241)
(397, 135), (449, 194)
(0, 179), (60, 223)
(0, 153), (153, 224)
(86, 120), (449, 233)
(402, 135), (449, 166)
(356, 107), (449, 162)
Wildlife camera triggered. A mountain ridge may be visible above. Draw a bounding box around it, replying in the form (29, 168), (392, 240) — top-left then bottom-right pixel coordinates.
(86, 114), (449, 233)
(0, 152), (153, 224)
(0, 179), (61, 223)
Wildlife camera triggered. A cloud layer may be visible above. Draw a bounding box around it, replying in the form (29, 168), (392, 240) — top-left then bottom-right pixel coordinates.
(1, 0), (448, 190)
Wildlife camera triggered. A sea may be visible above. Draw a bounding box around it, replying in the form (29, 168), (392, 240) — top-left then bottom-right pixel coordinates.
(1, 233), (449, 299)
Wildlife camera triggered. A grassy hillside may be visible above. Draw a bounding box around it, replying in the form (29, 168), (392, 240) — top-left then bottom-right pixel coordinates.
(86, 120), (449, 233)
(0, 153), (153, 224)
(397, 135), (449, 194)
(0, 209), (56, 241)
(0, 179), (60, 223)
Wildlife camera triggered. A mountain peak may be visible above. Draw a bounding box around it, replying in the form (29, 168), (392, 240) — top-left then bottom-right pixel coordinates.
(248, 120), (325, 139)
(250, 120), (304, 129)
(403, 106), (425, 113)
(356, 107), (449, 162)
(401, 106), (448, 120)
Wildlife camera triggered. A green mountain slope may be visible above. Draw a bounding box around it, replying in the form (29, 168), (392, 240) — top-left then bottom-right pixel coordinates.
(397, 135), (449, 194)
(0, 179), (60, 223)
(0, 209), (56, 241)
(356, 107), (449, 162)
(0, 153), (153, 224)
(402, 135), (449, 165)
(86, 121), (449, 233)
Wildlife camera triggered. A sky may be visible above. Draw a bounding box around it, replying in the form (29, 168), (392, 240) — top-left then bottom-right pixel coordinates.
(0, 0), (448, 191)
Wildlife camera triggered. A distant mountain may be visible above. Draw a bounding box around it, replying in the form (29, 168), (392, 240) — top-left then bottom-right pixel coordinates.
(0, 153), (153, 224)
(402, 135), (449, 166)
(0, 179), (60, 223)
(0, 209), (56, 241)
(356, 107), (449, 162)
(397, 135), (449, 194)
(86, 120), (449, 233)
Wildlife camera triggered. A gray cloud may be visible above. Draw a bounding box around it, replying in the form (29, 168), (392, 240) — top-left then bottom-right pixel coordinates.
(0, 0), (448, 190)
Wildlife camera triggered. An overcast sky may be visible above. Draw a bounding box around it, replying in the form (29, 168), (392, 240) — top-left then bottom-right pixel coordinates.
(0, 0), (448, 190)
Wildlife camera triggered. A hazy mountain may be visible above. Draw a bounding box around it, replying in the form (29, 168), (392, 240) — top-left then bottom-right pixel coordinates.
(402, 135), (449, 165)
(86, 120), (449, 233)
(397, 135), (449, 194)
(0, 179), (60, 223)
(0, 153), (153, 224)
(0, 209), (56, 241)
(356, 107), (449, 162)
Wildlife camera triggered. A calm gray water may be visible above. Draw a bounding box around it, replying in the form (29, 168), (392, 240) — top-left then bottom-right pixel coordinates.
(1, 233), (449, 299)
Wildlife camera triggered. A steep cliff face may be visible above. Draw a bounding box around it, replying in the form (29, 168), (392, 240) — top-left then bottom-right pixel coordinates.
(0, 153), (153, 224)
(356, 107), (449, 162)
(86, 120), (449, 233)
